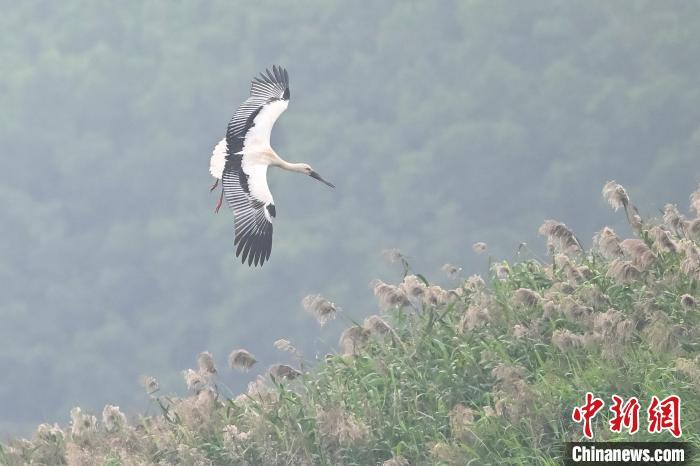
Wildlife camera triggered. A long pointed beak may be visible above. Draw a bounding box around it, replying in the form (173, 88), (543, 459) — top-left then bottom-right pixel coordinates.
(309, 170), (335, 188)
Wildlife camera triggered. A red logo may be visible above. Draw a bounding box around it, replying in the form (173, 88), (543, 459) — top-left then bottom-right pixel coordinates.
(572, 393), (682, 438)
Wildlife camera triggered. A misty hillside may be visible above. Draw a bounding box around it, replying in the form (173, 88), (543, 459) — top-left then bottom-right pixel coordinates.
(1, 0), (700, 436)
(2, 182), (699, 465)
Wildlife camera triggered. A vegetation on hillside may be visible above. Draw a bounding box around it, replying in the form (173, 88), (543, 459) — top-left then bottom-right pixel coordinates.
(3, 182), (699, 465)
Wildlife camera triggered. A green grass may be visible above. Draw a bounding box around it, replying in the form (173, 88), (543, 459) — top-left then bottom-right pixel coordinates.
(3, 185), (700, 465)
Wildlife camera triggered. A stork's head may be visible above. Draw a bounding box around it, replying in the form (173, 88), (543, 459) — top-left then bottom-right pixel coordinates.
(300, 164), (335, 188)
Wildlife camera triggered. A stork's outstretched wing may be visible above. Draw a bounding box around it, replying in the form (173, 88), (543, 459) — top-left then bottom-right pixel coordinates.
(222, 157), (276, 266)
(226, 65), (290, 154)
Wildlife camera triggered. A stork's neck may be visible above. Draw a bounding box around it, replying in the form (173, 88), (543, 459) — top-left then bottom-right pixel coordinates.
(279, 161), (307, 173)
(269, 152), (306, 173)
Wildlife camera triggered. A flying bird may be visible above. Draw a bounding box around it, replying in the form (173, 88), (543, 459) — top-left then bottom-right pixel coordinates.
(209, 66), (334, 266)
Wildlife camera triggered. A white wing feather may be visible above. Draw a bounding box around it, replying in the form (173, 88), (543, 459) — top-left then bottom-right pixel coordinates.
(241, 99), (289, 153)
(241, 158), (274, 214)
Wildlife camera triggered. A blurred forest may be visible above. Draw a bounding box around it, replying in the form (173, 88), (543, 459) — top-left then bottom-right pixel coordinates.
(0, 0), (699, 435)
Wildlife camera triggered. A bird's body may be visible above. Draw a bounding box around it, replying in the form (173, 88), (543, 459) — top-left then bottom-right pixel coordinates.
(209, 66), (334, 267)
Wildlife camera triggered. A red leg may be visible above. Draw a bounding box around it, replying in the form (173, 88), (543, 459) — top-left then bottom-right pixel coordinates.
(210, 179), (219, 192)
(214, 188), (224, 213)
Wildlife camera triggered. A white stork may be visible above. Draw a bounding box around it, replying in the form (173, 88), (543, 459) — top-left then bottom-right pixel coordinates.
(209, 66), (334, 267)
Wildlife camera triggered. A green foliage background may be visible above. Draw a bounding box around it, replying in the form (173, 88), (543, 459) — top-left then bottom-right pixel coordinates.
(0, 0), (699, 433)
